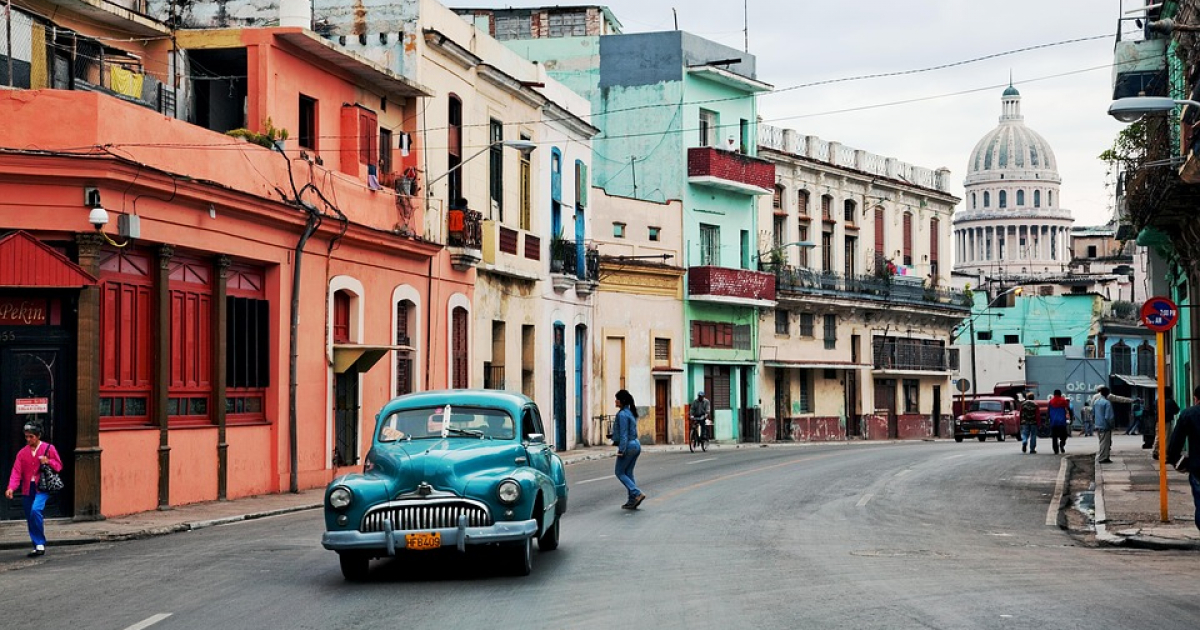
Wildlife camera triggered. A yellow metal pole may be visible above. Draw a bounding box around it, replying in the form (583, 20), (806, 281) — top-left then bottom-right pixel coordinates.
(1158, 331), (1168, 522)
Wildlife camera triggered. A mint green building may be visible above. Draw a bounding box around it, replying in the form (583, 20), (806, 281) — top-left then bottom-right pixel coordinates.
(459, 6), (776, 441)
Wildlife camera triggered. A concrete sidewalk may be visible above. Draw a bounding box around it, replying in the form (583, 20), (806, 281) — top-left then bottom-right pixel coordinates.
(0, 444), (643, 552)
(1092, 434), (1200, 550)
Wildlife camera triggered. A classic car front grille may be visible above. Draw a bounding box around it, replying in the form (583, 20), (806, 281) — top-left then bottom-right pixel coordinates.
(361, 500), (493, 532)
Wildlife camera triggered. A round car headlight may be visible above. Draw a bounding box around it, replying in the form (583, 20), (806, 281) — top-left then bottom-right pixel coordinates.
(329, 486), (353, 511)
(497, 479), (521, 505)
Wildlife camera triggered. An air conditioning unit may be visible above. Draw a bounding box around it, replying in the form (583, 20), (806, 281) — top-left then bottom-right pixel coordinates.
(1112, 38), (1167, 100)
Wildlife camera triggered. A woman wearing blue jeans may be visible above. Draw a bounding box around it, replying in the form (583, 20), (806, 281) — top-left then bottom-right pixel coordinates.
(5, 422), (63, 557)
(613, 389), (646, 510)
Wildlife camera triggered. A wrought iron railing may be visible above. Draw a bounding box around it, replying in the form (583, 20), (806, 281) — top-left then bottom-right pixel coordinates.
(773, 266), (969, 310)
(550, 239), (600, 281)
(483, 364), (505, 390)
(447, 208), (483, 249)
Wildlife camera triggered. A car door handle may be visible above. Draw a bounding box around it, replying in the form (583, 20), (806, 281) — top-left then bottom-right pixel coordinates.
(515, 457), (527, 464)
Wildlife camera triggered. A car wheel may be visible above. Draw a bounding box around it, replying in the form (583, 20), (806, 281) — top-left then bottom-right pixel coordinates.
(997, 430), (1006, 442)
(538, 515), (560, 551)
(509, 536), (533, 576)
(338, 552), (369, 582)
(954, 435), (963, 443)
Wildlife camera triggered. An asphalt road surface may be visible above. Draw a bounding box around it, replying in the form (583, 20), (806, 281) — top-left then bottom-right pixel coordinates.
(3, 441), (1200, 630)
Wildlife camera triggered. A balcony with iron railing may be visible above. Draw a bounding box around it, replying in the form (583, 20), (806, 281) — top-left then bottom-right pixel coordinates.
(446, 204), (483, 270)
(549, 239), (600, 294)
(773, 265), (970, 312)
(686, 146), (775, 196)
(483, 364), (505, 390)
(687, 265), (776, 307)
(873, 338), (950, 372)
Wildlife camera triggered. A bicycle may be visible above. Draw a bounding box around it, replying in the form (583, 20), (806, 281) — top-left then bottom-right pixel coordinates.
(689, 416), (709, 453)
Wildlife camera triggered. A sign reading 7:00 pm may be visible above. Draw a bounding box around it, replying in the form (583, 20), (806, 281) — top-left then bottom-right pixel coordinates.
(1141, 296), (1180, 332)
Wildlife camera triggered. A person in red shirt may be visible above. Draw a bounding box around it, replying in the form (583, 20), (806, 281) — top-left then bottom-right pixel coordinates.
(5, 422), (63, 557)
(1048, 390), (1073, 454)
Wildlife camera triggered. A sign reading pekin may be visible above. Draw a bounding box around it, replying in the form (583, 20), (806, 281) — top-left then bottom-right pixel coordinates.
(0, 298), (47, 325)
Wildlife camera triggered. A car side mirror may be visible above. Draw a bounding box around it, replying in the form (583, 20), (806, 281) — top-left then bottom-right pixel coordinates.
(526, 433), (546, 444)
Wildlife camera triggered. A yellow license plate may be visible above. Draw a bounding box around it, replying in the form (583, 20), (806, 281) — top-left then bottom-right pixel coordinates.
(969, 429), (979, 434)
(405, 532), (441, 550)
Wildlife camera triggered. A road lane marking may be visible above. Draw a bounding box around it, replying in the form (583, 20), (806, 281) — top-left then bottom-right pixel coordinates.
(687, 457), (717, 465)
(577, 477), (609, 484)
(942, 454), (967, 460)
(123, 614), (172, 630)
(894, 469), (912, 477)
(856, 493), (874, 507)
(1047, 456), (1069, 526)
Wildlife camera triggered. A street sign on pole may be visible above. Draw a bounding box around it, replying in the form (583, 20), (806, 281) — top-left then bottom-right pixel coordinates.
(1139, 297), (1178, 521)
(1141, 296), (1180, 332)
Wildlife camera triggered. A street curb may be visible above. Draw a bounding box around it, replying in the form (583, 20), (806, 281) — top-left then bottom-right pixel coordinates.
(1092, 456), (1126, 546)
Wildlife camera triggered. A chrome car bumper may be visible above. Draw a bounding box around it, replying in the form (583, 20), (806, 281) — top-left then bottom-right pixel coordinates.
(322, 515), (537, 555)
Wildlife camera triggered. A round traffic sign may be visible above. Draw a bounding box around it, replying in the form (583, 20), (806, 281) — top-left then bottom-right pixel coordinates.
(956, 378), (971, 393)
(1141, 296), (1180, 332)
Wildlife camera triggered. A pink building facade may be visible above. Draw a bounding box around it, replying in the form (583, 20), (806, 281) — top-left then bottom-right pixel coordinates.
(0, 21), (475, 520)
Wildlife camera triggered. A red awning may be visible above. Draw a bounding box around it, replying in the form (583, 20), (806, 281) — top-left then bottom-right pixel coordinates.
(0, 231), (97, 288)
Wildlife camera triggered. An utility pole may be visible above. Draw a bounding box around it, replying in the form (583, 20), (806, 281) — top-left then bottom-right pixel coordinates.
(969, 316), (978, 397)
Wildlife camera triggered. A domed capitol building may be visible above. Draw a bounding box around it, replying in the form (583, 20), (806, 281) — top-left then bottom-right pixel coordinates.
(953, 85), (1074, 283)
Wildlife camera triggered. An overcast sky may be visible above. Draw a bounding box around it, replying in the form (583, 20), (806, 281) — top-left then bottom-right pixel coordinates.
(445, 0), (1139, 227)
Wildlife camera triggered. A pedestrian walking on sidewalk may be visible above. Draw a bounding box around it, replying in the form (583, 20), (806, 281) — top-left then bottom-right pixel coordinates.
(1126, 397), (1144, 435)
(613, 389), (646, 510)
(1081, 402), (1094, 437)
(1094, 387), (1115, 464)
(1020, 393), (1040, 454)
(5, 422), (63, 557)
(1151, 388), (1181, 459)
(1166, 386), (1200, 530)
(1048, 390), (1071, 454)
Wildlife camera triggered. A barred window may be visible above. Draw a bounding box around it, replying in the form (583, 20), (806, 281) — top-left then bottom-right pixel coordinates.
(775, 310), (789, 335)
(823, 314), (836, 350)
(799, 313), (814, 337)
(733, 324), (752, 350)
(1111, 342), (1132, 375)
(654, 338), (670, 363)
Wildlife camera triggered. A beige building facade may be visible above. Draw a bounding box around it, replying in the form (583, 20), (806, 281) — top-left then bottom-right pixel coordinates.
(757, 125), (969, 440)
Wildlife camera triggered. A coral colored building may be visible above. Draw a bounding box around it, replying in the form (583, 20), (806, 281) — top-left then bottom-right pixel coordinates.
(0, 6), (474, 519)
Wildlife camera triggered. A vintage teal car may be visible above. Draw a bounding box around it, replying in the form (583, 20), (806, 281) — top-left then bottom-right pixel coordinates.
(321, 390), (568, 580)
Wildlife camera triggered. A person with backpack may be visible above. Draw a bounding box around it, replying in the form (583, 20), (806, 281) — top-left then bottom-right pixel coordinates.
(1020, 393), (1040, 454)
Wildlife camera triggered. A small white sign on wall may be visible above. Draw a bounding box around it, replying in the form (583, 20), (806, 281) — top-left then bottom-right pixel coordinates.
(15, 398), (48, 414)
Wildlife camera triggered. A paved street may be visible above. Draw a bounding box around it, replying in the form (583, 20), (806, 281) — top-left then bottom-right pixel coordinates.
(3, 440), (1200, 630)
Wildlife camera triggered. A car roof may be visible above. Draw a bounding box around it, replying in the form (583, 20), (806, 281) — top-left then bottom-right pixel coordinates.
(383, 389), (533, 415)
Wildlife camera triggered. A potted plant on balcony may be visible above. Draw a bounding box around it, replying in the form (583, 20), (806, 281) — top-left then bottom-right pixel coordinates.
(549, 233), (568, 274)
(226, 117), (289, 151)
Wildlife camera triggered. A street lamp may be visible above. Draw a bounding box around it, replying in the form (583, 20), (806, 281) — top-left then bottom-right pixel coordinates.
(425, 139), (538, 191)
(1107, 96), (1200, 123)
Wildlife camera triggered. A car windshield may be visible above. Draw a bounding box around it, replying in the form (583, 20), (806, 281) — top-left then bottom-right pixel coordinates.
(377, 405), (514, 442)
(968, 401), (1004, 412)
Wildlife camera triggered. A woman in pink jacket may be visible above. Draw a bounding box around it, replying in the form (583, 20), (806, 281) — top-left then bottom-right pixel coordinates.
(5, 422), (63, 557)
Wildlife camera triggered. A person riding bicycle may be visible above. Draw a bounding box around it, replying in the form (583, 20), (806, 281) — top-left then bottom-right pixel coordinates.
(691, 391), (712, 441)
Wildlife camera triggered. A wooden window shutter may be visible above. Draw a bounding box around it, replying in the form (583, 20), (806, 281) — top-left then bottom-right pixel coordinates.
(358, 109), (378, 164)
